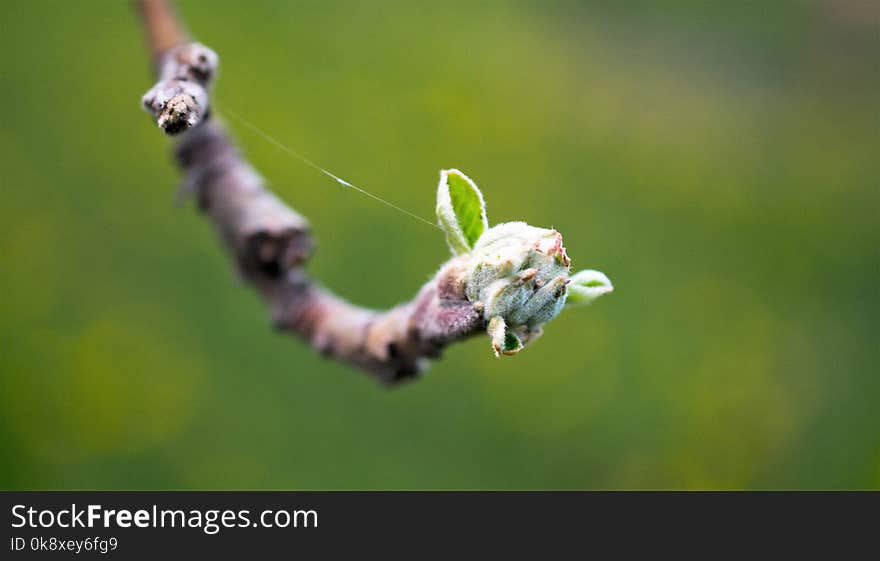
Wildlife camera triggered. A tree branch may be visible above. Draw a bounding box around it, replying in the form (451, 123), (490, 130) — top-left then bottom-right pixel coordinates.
(137, 0), (187, 59)
(135, 0), (483, 385)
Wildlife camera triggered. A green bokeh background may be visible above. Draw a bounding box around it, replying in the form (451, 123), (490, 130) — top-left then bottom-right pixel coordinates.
(1, 0), (878, 489)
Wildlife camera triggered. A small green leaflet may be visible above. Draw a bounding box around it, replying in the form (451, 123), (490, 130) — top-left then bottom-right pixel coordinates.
(436, 169), (488, 254)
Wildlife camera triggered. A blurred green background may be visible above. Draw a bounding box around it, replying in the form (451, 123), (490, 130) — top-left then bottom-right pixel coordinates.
(1, 0), (878, 489)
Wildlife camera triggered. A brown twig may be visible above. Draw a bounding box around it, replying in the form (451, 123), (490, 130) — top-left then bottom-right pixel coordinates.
(137, 0), (187, 61)
(135, 0), (483, 384)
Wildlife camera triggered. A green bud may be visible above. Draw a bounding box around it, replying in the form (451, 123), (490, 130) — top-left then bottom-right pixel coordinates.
(434, 169), (613, 356)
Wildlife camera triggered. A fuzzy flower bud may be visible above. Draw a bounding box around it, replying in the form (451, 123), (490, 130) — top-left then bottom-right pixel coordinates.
(436, 169), (613, 357)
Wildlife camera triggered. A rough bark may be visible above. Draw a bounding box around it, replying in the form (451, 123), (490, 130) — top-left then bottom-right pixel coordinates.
(135, 0), (483, 385)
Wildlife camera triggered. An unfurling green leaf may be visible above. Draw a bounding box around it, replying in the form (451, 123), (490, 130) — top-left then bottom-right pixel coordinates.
(566, 269), (613, 305)
(436, 169), (488, 255)
(488, 316), (523, 357)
